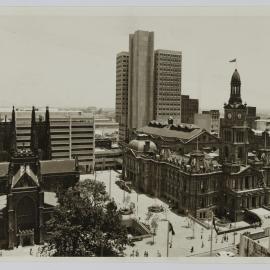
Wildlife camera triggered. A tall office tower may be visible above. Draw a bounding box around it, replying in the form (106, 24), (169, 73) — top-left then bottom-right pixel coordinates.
(128, 30), (155, 137)
(154, 50), (182, 124)
(181, 95), (199, 124)
(115, 52), (129, 142)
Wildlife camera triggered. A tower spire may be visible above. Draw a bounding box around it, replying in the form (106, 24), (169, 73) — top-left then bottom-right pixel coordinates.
(30, 106), (38, 154)
(9, 106), (17, 154)
(229, 69), (242, 105)
(44, 106), (52, 159)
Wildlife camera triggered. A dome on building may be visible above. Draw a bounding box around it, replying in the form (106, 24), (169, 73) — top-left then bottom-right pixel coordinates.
(231, 69), (241, 86)
(129, 137), (158, 153)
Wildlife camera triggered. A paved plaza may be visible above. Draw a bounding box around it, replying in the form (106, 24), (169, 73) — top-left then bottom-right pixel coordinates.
(81, 170), (269, 257)
(1, 169), (269, 258)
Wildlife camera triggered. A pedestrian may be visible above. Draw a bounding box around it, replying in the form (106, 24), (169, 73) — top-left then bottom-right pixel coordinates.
(190, 246), (194, 253)
(29, 248), (33, 255)
(135, 249), (139, 257)
(144, 251), (147, 257)
(146, 251), (149, 257)
(201, 234), (203, 239)
(201, 242), (204, 248)
(131, 250), (135, 257)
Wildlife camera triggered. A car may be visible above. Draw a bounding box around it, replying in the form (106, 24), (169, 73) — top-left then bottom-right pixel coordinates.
(216, 251), (235, 257)
(115, 180), (132, 193)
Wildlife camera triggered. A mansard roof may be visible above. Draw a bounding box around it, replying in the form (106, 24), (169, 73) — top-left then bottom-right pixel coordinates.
(138, 122), (219, 144)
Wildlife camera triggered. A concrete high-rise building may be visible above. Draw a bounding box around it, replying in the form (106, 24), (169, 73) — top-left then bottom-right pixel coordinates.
(128, 30), (155, 135)
(181, 94), (199, 124)
(115, 52), (129, 142)
(116, 30), (183, 142)
(154, 50), (182, 124)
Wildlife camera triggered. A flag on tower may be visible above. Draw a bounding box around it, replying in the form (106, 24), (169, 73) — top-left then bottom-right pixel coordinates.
(229, 58), (237, 63)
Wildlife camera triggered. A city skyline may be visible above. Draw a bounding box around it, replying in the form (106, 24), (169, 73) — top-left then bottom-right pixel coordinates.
(0, 8), (270, 112)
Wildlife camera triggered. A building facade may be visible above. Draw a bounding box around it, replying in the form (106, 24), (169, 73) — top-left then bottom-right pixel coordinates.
(181, 95), (199, 124)
(0, 112), (79, 249)
(122, 135), (222, 219)
(154, 50), (182, 124)
(122, 69), (270, 222)
(0, 108), (94, 172)
(116, 31), (183, 143)
(115, 52), (129, 142)
(128, 30), (155, 133)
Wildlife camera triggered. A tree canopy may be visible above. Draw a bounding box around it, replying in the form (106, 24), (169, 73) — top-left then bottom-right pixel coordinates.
(41, 179), (130, 257)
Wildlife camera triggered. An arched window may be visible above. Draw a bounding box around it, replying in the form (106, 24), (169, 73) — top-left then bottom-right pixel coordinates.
(16, 196), (36, 231)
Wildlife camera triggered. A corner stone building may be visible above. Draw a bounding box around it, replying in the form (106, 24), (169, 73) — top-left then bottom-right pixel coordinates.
(123, 69), (270, 221)
(0, 108), (79, 249)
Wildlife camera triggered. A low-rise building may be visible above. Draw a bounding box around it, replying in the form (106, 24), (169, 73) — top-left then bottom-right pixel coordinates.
(239, 227), (270, 256)
(95, 147), (122, 170)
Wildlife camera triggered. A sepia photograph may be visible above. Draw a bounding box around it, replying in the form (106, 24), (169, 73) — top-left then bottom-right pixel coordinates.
(0, 3), (270, 263)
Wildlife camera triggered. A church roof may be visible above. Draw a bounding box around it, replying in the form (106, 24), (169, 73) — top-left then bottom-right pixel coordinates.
(40, 159), (76, 175)
(11, 165), (39, 188)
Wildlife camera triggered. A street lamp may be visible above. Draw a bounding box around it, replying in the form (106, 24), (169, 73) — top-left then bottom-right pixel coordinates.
(161, 219), (175, 257)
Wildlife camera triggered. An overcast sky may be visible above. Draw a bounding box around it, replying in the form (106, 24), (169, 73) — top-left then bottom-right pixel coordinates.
(0, 7), (270, 112)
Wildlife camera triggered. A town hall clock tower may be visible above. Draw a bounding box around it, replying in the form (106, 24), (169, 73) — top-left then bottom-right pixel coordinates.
(220, 69), (249, 165)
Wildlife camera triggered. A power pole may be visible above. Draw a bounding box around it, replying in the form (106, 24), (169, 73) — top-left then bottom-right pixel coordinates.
(109, 168), (111, 197)
(210, 211), (214, 256)
(166, 221), (169, 257)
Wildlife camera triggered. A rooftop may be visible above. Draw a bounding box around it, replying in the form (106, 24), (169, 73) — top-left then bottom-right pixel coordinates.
(138, 121), (202, 142)
(40, 159), (77, 175)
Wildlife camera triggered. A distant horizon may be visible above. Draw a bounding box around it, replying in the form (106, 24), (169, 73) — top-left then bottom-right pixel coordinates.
(1, 7), (270, 111)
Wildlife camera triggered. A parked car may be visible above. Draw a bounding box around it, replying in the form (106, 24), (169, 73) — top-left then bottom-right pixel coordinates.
(115, 180), (131, 193)
(216, 251), (235, 257)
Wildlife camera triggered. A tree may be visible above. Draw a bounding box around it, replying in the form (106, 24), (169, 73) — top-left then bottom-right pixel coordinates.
(41, 179), (130, 257)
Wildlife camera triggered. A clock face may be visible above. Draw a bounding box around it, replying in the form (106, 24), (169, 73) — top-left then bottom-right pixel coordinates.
(237, 113), (242, 119)
(227, 113), (232, 119)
